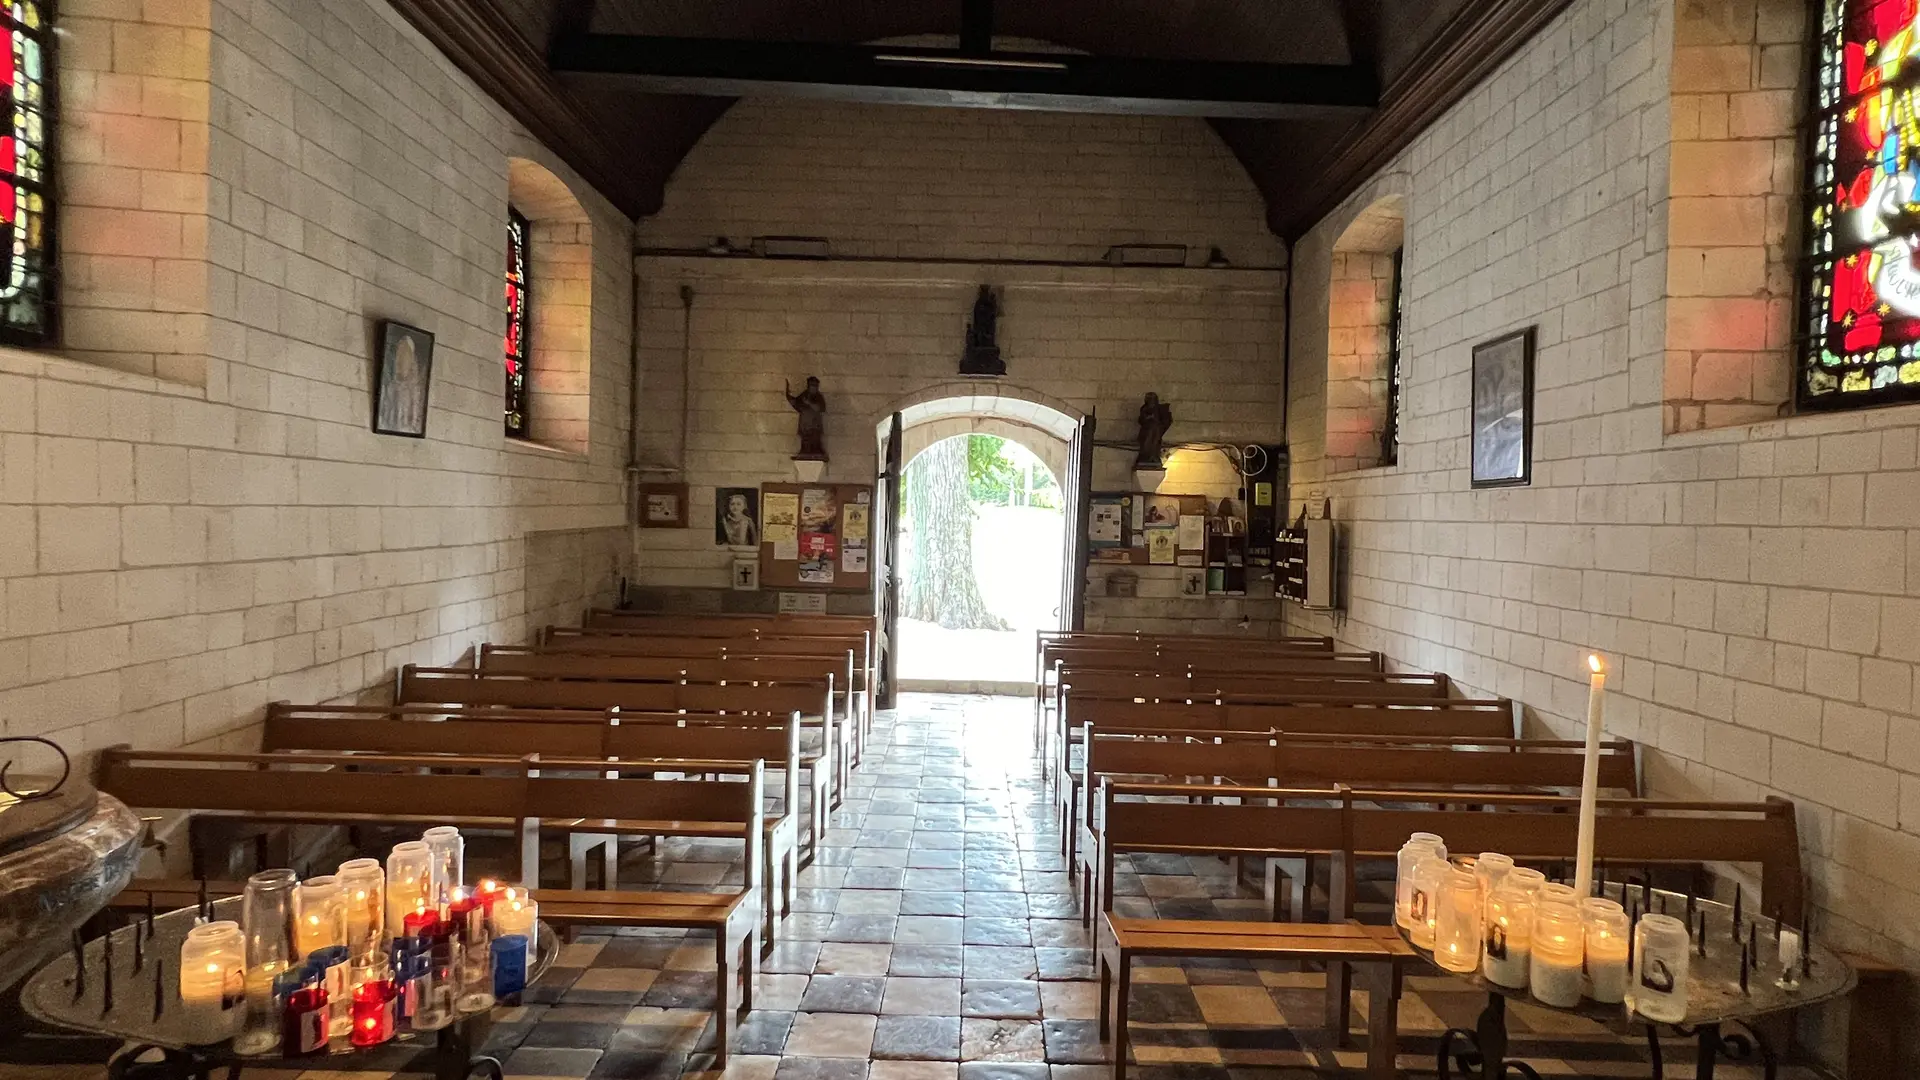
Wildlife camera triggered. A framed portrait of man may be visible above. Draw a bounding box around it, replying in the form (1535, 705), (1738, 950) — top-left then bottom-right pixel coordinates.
(373, 321), (434, 438)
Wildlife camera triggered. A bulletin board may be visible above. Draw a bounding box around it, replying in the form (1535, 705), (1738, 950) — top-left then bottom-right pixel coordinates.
(759, 482), (875, 592)
(1089, 492), (1215, 567)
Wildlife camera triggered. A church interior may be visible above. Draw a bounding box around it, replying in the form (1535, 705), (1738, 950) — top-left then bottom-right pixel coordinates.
(0, 1), (1916, 1078)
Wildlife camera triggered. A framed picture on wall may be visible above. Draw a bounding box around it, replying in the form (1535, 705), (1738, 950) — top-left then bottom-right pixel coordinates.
(715, 487), (760, 548)
(1470, 327), (1534, 488)
(372, 321), (434, 438)
(638, 482), (690, 528)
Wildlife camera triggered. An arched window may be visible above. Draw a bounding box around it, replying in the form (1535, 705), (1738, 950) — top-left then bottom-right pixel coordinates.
(1803, 0), (1920, 410)
(0, 1), (53, 346)
(505, 205), (531, 436)
(1324, 195), (1405, 473)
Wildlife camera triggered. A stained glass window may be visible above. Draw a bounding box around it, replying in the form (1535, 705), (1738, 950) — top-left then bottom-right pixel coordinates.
(1803, 0), (1920, 409)
(1382, 247), (1403, 465)
(504, 206), (530, 436)
(0, 1), (53, 346)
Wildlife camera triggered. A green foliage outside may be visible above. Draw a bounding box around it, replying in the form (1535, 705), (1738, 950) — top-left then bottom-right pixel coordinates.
(900, 434), (1059, 511)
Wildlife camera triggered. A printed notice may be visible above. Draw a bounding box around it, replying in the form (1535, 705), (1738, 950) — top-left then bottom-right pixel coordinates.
(1176, 513), (1207, 551)
(843, 504), (870, 542)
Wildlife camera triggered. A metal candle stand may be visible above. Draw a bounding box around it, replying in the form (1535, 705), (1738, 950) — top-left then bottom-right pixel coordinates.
(1424, 877), (1850, 1080)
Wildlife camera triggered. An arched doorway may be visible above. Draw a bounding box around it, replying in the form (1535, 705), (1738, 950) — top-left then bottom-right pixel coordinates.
(896, 432), (1064, 689)
(872, 385), (1093, 698)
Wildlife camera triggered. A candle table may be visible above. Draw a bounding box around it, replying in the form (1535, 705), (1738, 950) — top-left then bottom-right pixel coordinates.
(21, 894), (556, 1080)
(1399, 881), (1852, 1080)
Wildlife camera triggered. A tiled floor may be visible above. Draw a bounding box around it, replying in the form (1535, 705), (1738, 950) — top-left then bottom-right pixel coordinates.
(1, 694), (1831, 1080)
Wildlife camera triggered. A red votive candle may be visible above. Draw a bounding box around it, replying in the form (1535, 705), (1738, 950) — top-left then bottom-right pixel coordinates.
(281, 984), (330, 1056)
(350, 980), (395, 1047)
(402, 908), (438, 942)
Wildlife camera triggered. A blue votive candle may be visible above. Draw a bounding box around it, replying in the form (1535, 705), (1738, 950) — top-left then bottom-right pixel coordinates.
(491, 934), (527, 1003)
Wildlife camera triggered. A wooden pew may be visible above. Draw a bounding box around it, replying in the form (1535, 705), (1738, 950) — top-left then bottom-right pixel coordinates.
(395, 664), (848, 799)
(1035, 633), (1344, 738)
(1071, 728), (1641, 920)
(95, 748), (766, 1062)
(570, 611), (876, 738)
(1052, 692), (1510, 816)
(266, 702), (832, 857)
(261, 703), (812, 941)
(1092, 781), (1804, 1080)
(541, 627), (875, 757)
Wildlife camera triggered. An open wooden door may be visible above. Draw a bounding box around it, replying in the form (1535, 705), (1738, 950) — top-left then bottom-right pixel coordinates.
(1059, 410), (1096, 631)
(875, 412), (904, 708)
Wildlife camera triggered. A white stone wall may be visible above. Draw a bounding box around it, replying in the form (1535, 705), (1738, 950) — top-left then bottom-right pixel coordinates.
(633, 99), (1288, 630)
(0, 0), (631, 757)
(1286, 0), (1920, 1050)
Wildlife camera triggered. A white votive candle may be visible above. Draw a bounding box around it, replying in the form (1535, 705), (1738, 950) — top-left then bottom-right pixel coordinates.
(1530, 903), (1585, 1008)
(1585, 909), (1631, 1004)
(1482, 887), (1534, 989)
(491, 894), (537, 940)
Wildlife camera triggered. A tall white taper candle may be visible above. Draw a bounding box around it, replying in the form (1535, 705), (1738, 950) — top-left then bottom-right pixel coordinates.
(1573, 654), (1606, 897)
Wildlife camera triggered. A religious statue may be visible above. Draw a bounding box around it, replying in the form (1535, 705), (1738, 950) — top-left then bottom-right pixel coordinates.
(786, 376), (828, 460)
(1135, 392), (1172, 469)
(960, 284), (1005, 377)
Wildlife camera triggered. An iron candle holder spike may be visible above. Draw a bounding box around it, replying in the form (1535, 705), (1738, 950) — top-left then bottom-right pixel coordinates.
(70, 930), (84, 1001)
(1640, 869), (1651, 912)
(1748, 922), (1758, 975)
(1731, 883), (1742, 938)
(101, 934), (115, 1016)
(1802, 910), (1814, 978)
(133, 922), (144, 973)
(197, 879), (209, 922)
(152, 957), (165, 1022)
(1696, 910), (1708, 957)
(1739, 939), (1751, 994)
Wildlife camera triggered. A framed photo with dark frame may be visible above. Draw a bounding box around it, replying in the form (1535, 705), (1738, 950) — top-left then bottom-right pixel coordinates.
(372, 320), (435, 438)
(1470, 327), (1534, 488)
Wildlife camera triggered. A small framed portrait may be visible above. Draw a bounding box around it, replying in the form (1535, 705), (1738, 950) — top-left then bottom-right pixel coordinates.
(372, 321), (434, 437)
(731, 558), (760, 591)
(1470, 327), (1535, 488)
(638, 482), (690, 528)
(715, 487), (761, 548)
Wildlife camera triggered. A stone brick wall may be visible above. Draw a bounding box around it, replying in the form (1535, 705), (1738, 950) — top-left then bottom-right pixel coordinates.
(1324, 249), (1399, 474)
(632, 99), (1289, 632)
(1285, 0), (1920, 1058)
(0, 0), (631, 758)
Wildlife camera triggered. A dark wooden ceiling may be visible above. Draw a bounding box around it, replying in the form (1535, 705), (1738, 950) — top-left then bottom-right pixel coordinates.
(391, 0), (1571, 239)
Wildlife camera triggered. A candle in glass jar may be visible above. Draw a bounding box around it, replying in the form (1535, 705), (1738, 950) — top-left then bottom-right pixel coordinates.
(385, 842), (432, 938)
(1482, 887), (1533, 988)
(350, 978), (396, 1047)
(1408, 856), (1445, 948)
(1473, 852), (1515, 899)
(337, 859), (384, 959)
(1629, 913), (1692, 1023)
(491, 894), (537, 940)
(1394, 833), (1446, 931)
(402, 901), (439, 943)
(1529, 902), (1585, 1008)
(179, 921), (245, 1030)
(294, 877), (346, 960)
(1585, 908), (1631, 1004)
(1506, 866), (1547, 898)
(1432, 864), (1483, 973)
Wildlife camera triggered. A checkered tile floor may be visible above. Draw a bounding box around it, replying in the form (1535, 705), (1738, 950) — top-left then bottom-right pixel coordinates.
(0, 694), (1833, 1080)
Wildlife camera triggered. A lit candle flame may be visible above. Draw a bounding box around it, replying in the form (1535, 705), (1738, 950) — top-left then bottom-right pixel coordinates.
(1588, 654), (1603, 674)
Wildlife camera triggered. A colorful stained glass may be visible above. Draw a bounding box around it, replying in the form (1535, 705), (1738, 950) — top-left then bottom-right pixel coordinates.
(504, 206), (530, 436)
(0, 0), (51, 345)
(1382, 247), (1403, 466)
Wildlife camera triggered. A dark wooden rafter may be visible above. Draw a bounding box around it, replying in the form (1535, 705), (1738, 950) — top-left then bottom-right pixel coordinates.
(385, 0), (653, 218)
(1268, 0), (1576, 238)
(548, 35), (1379, 120)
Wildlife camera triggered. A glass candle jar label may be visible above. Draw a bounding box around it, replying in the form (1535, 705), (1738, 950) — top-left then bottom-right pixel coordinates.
(281, 985), (329, 1056)
(1481, 887), (1533, 989)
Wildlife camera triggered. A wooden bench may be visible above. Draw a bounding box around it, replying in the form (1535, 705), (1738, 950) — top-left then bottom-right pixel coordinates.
(261, 703), (811, 941)
(394, 664), (849, 801)
(1093, 779), (1805, 1064)
(534, 888), (760, 1065)
(1054, 694), (1516, 822)
(1097, 915), (1412, 1080)
(1071, 728), (1641, 920)
(95, 748), (768, 895)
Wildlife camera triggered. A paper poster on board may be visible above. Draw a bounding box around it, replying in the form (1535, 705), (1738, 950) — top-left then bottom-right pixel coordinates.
(798, 557), (836, 584)
(843, 545), (868, 573)
(764, 493), (799, 540)
(1090, 500), (1125, 546)
(843, 504), (869, 542)
(800, 488), (840, 531)
(1146, 527), (1176, 565)
(1176, 513), (1207, 551)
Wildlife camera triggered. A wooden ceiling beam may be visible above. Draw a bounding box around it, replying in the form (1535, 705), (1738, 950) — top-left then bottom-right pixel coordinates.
(386, 0), (655, 218)
(1270, 0), (1575, 239)
(548, 35), (1379, 120)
